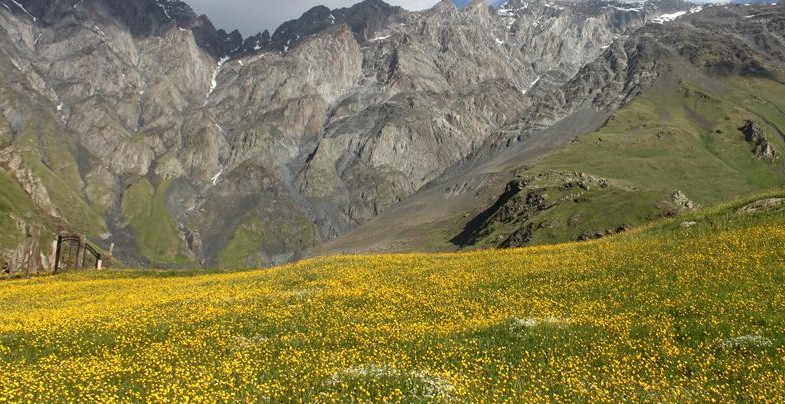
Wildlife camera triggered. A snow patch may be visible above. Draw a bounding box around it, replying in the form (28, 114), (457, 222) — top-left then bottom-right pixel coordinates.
(56, 103), (63, 112)
(523, 76), (541, 94)
(544, 2), (564, 10)
(651, 11), (687, 23)
(93, 25), (106, 37)
(651, 6), (702, 24)
(612, 5), (643, 12)
(497, 9), (513, 17)
(10, 0), (37, 22)
(210, 169), (223, 186)
(205, 56), (230, 102)
(156, 0), (172, 20)
(369, 35), (391, 42)
(328, 14), (335, 24)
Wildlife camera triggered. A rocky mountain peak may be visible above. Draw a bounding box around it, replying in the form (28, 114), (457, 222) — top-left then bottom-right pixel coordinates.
(268, 0), (403, 52)
(3, 0), (198, 35)
(432, 0), (459, 12)
(0, 0), (251, 58)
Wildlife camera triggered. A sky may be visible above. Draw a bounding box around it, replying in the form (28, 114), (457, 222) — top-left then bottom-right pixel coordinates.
(186, 0), (440, 36)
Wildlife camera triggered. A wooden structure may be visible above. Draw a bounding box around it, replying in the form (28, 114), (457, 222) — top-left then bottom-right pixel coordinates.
(54, 234), (102, 272)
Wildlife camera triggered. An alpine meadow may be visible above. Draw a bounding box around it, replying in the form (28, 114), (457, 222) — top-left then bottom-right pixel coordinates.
(2, 193), (785, 400)
(1, 0), (785, 401)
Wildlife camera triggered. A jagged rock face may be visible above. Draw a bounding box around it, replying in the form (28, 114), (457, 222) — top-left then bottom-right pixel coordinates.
(0, 0), (699, 267)
(269, 0), (405, 52)
(480, 2), (785, 154)
(0, 146), (57, 217)
(434, 3), (785, 252)
(2, 0), (250, 57)
(739, 120), (780, 161)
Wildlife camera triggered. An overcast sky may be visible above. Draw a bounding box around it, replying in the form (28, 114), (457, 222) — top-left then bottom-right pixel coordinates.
(186, 0), (440, 36)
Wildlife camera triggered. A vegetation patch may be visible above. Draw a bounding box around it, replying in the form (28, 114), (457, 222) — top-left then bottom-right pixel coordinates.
(121, 178), (190, 266)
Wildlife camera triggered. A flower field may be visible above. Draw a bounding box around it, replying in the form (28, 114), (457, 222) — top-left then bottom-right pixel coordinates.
(1, 195), (784, 401)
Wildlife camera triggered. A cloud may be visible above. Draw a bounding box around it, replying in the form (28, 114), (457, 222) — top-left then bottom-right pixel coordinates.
(186, 0), (439, 36)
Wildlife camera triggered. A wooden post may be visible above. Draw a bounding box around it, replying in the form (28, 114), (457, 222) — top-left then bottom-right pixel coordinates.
(53, 235), (63, 274)
(78, 234), (86, 270)
(30, 225), (40, 276)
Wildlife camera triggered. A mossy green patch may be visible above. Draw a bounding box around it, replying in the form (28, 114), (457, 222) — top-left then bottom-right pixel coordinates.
(216, 213), (318, 269)
(121, 178), (191, 266)
(11, 119), (107, 237)
(539, 77), (783, 204)
(216, 215), (267, 270)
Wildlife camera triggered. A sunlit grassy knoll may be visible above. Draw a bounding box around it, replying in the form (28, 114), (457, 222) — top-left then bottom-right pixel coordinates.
(0, 191), (784, 401)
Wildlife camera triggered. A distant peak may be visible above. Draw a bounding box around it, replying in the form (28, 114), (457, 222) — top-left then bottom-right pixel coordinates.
(433, 0), (458, 12)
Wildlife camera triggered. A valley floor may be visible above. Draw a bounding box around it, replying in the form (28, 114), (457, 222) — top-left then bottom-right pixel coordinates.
(1, 191), (784, 401)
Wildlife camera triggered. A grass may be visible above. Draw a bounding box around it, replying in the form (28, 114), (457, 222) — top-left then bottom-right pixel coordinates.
(1, 191), (784, 401)
(0, 172), (38, 247)
(216, 210), (318, 269)
(121, 178), (191, 266)
(216, 215), (267, 269)
(538, 76), (784, 204)
(460, 74), (785, 249)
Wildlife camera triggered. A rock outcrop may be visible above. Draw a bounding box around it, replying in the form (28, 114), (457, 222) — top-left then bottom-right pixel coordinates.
(738, 120), (780, 161)
(451, 171), (617, 248)
(736, 198), (785, 215)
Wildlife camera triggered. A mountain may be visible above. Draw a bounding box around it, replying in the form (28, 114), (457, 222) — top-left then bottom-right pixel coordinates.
(0, 0), (783, 270)
(453, 0), (507, 7)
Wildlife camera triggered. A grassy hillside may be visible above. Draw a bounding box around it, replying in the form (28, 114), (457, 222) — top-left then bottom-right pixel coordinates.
(458, 74), (785, 249)
(1, 192), (784, 401)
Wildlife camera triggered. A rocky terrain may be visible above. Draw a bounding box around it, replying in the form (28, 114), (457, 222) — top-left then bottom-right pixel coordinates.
(1, 0), (783, 269)
(311, 1), (785, 255)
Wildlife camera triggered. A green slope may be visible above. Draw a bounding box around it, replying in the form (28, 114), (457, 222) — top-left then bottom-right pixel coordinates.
(121, 178), (191, 266)
(460, 73), (785, 249)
